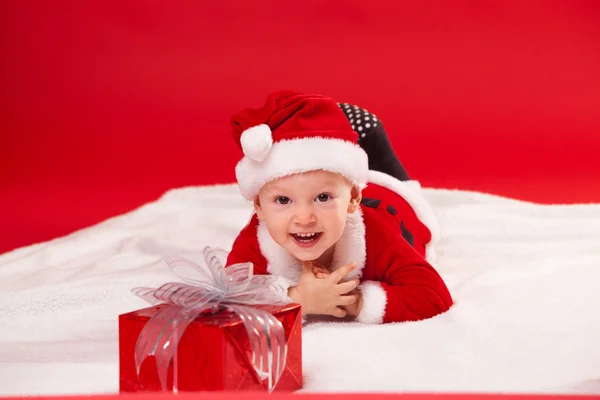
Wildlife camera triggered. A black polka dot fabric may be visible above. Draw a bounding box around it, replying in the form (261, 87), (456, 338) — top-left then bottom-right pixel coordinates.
(336, 101), (411, 181)
(337, 102), (379, 140)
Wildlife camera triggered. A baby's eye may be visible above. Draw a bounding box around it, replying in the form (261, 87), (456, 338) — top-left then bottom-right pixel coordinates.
(275, 196), (291, 205)
(315, 193), (331, 203)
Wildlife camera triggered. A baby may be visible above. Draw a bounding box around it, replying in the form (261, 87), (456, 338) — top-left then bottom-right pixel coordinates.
(224, 91), (453, 324)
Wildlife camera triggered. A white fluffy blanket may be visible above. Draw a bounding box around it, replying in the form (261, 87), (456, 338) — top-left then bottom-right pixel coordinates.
(1, 184), (600, 396)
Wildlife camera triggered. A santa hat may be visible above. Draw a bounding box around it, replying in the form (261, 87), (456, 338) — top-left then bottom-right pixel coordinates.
(230, 90), (369, 201)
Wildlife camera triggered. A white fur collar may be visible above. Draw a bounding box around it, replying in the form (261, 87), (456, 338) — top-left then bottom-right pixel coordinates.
(256, 208), (366, 284)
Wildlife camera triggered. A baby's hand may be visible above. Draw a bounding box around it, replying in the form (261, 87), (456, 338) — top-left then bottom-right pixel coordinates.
(312, 262), (330, 279)
(311, 261), (362, 317)
(314, 262), (357, 284)
(289, 260), (360, 318)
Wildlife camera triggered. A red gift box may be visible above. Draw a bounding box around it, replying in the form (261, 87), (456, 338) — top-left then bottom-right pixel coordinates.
(119, 302), (302, 392)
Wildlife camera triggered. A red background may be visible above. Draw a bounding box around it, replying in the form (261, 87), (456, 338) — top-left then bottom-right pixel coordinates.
(1, 0), (600, 255)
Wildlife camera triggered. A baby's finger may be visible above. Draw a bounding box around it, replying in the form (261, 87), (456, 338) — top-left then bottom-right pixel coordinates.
(312, 261), (325, 269)
(316, 272), (329, 279)
(330, 307), (347, 318)
(336, 278), (360, 294)
(301, 260), (313, 272)
(337, 294), (358, 306)
(329, 262), (356, 282)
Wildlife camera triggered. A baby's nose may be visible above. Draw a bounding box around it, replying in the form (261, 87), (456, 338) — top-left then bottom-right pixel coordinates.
(294, 207), (316, 225)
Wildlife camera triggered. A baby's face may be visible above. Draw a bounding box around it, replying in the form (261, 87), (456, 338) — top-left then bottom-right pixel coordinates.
(254, 170), (361, 262)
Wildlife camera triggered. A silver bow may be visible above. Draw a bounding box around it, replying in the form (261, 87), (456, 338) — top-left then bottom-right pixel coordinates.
(131, 246), (289, 392)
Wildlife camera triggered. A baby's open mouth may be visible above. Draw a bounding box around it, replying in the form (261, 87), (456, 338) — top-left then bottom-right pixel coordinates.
(290, 232), (322, 246)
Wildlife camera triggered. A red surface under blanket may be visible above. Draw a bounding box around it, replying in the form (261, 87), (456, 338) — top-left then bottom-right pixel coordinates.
(1, 0), (600, 254)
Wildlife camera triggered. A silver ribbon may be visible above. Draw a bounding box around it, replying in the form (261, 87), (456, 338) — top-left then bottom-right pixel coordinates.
(131, 246), (290, 392)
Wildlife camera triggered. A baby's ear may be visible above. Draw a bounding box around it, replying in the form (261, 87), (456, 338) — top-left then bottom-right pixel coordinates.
(253, 197), (264, 220)
(347, 185), (362, 213)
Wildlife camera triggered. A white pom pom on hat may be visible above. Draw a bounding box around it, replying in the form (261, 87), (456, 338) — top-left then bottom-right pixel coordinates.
(240, 124), (273, 162)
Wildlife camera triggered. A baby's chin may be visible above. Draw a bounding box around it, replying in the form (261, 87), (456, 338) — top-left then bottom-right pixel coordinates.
(288, 249), (324, 262)
(285, 244), (326, 262)
(285, 236), (340, 263)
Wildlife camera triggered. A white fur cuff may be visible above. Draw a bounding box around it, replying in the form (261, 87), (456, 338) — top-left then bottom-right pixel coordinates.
(356, 281), (387, 324)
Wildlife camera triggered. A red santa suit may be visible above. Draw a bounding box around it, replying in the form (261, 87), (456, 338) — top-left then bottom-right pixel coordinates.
(225, 169), (452, 324)
(224, 90), (453, 324)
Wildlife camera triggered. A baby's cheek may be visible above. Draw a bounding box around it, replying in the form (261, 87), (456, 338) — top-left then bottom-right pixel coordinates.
(327, 217), (347, 242)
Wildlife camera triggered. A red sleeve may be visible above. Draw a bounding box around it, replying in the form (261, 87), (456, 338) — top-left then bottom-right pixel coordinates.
(357, 228), (453, 324)
(225, 214), (294, 304)
(225, 214), (269, 273)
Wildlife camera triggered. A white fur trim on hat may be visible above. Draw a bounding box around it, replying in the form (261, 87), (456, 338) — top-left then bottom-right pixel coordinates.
(240, 124), (273, 162)
(235, 137), (369, 200)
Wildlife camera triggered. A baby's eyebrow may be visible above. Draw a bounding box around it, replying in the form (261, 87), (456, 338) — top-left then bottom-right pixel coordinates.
(318, 181), (339, 189)
(266, 185), (288, 194)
